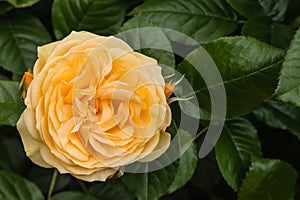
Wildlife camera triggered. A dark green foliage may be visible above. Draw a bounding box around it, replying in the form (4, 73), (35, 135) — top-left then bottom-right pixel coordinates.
(0, 0), (299, 199)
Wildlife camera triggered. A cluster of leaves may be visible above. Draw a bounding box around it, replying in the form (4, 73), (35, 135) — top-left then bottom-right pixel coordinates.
(0, 0), (300, 199)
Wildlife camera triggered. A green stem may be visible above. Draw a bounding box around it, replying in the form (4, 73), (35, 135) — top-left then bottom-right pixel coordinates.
(193, 126), (209, 142)
(237, 20), (246, 24)
(47, 169), (58, 200)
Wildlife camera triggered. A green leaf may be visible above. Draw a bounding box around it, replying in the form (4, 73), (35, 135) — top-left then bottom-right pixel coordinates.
(0, 2), (13, 15)
(110, 138), (198, 200)
(276, 27), (300, 96)
(227, 0), (289, 21)
(0, 81), (25, 126)
(238, 157), (297, 200)
(0, 137), (28, 173)
(112, 165), (176, 200)
(253, 100), (300, 140)
(168, 141), (198, 193)
(3, 0), (40, 8)
(242, 16), (293, 49)
(118, 16), (175, 68)
(0, 14), (51, 74)
(52, 0), (127, 39)
(130, 0), (237, 43)
(52, 192), (97, 200)
(178, 36), (284, 119)
(119, 16), (202, 119)
(0, 170), (44, 200)
(89, 182), (134, 200)
(215, 118), (262, 191)
(277, 86), (300, 107)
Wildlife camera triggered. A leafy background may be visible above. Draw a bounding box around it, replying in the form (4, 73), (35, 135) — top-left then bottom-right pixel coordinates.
(0, 0), (300, 199)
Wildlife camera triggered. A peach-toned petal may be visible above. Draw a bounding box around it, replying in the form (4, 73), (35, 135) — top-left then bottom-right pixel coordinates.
(17, 31), (172, 182)
(138, 132), (171, 162)
(17, 111), (51, 168)
(34, 41), (60, 75)
(73, 168), (117, 182)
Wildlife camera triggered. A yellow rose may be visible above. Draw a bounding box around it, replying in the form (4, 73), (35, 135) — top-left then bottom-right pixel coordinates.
(17, 31), (171, 182)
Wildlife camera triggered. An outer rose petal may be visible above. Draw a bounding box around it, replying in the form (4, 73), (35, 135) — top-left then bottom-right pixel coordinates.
(17, 31), (172, 182)
(139, 131), (171, 162)
(72, 168), (117, 182)
(34, 41), (59, 75)
(17, 109), (51, 168)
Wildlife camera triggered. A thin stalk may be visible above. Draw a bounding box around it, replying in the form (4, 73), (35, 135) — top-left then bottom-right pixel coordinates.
(47, 169), (58, 200)
(193, 126), (209, 142)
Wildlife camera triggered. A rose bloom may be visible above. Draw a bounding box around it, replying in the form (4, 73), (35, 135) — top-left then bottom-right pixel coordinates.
(17, 31), (171, 181)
